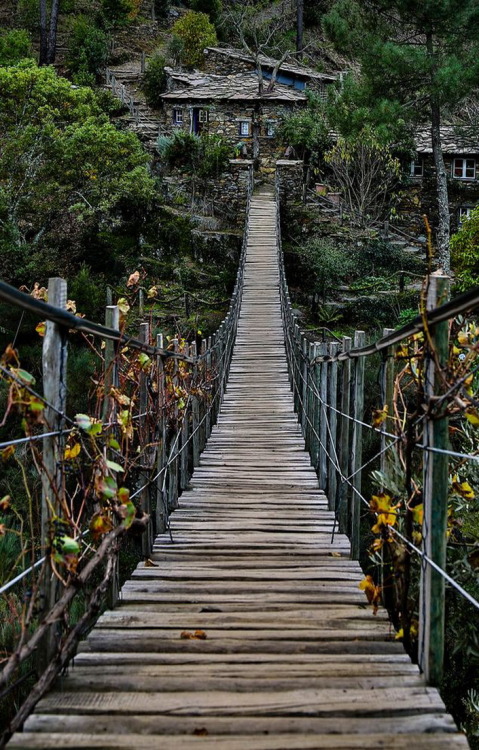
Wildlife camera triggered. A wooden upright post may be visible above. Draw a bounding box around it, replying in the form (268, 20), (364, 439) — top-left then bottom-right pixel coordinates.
(156, 333), (167, 533)
(138, 322), (152, 556)
(40, 277), (68, 665)
(319, 343), (328, 491)
(309, 343), (320, 468)
(190, 342), (201, 468)
(380, 328), (396, 485)
(104, 305), (120, 607)
(168, 339), (179, 511)
(349, 331), (366, 560)
(419, 271), (450, 685)
(337, 336), (352, 532)
(327, 342), (339, 512)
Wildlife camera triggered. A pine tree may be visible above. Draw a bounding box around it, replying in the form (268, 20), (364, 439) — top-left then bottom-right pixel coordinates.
(324, 0), (479, 273)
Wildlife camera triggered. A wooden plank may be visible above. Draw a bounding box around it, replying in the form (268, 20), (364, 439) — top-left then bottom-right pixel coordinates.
(10, 188), (467, 750)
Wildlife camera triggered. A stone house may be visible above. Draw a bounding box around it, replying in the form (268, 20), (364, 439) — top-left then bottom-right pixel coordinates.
(403, 127), (479, 233)
(159, 49), (338, 173)
(160, 70), (308, 171)
(202, 47), (337, 98)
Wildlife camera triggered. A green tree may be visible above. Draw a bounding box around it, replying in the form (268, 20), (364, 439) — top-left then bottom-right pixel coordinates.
(324, 128), (401, 224)
(450, 208), (479, 290)
(171, 11), (217, 68)
(324, 0), (479, 273)
(140, 53), (167, 108)
(0, 29), (32, 65)
(0, 61), (155, 283)
(278, 92), (331, 166)
(67, 16), (110, 85)
(190, 0), (222, 27)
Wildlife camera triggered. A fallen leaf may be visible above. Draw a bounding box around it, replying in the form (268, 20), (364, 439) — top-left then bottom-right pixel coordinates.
(35, 321), (46, 337)
(144, 558), (159, 567)
(127, 270), (140, 287)
(180, 630), (207, 640)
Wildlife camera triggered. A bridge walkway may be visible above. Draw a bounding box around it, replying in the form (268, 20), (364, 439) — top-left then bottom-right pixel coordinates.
(9, 187), (468, 748)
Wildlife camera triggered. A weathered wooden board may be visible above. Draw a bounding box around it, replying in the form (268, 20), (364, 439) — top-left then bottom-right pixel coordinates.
(9, 187), (468, 749)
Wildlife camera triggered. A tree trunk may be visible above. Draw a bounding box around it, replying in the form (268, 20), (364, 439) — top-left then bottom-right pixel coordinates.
(46, 0), (61, 64)
(426, 32), (450, 273)
(296, 0), (304, 59)
(39, 0), (48, 65)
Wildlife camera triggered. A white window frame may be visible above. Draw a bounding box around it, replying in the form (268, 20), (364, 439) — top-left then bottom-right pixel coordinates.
(410, 158), (423, 178)
(453, 158), (476, 180)
(265, 121), (276, 138)
(173, 108), (183, 125)
(239, 120), (251, 137)
(198, 109), (209, 123)
(458, 206), (474, 225)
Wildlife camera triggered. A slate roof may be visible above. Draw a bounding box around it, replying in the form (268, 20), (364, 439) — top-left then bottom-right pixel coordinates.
(204, 47), (338, 82)
(161, 72), (308, 103)
(415, 126), (479, 154)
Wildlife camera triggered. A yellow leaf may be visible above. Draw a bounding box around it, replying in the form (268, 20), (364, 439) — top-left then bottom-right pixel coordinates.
(395, 628), (404, 640)
(117, 298), (130, 316)
(1, 445), (15, 462)
(35, 321), (46, 337)
(458, 330), (470, 346)
(147, 286), (158, 299)
(372, 405), (388, 429)
(411, 503), (423, 525)
(359, 575), (381, 614)
(64, 442), (81, 460)
(465, 407), (479, 426)
(452, 479), (475, 500)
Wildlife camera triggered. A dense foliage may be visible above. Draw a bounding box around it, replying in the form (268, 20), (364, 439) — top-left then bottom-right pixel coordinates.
(170, 11), (217, 68)
(0, 61), (155, 285)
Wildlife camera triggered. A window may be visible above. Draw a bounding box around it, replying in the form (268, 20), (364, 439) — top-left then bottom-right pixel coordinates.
(453, 158), (476, 180)
(239, 120), (251, 137)
(459, 206), (474, 225)
(265, 121), (276, 137)
(173, 108), (183, 125)
(410, 158), (423, 178)
(198, 109), (208, 123)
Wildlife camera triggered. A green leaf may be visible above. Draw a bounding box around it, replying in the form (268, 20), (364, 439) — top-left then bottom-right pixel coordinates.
(106, 459), (124, 473)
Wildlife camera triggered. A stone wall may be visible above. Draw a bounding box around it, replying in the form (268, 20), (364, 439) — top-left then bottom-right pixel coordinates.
(162, 100), (303, 168)
(398, 153), (479, 234)
(203, 49), (253, 76)
(275, 160), (305, 204)
(161, 160), (254, 228)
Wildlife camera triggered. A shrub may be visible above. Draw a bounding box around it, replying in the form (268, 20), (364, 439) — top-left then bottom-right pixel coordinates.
(158, 130), (200, 170)
(190, 0), (222, 27)
(451, 206), (479, 290)
(140, 53), (167, 108)
(67, 16), (110, 83)
(170, 11), (217, 68)
(157, 131), (231, 177)
(16, 0), (39, 32)
(102, 0), (141, 26)
(0, 28), (32, 65)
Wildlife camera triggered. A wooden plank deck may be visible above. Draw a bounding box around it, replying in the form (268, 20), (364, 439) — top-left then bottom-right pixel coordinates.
(9, 187), (468, 748)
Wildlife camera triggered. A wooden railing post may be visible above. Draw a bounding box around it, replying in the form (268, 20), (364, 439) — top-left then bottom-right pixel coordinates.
(419, 271), (450, 686)
(304, 341), (314, 453)
(380, 328), (396, 486)
(190, 342), (201, 468)
(309, 343), (320, 468)
(168, 338), (179, 511)
(199, 338), (207, 451)
(349, 330), (366, 560)
(104, 305), (120, 606)
(327, 342), (339, 512)
(103, 306), (119, 421)
(337, 336), (352, 533)
(180, 343), (191, 491)
(156, 333), (167, 533)
(205, 336), (212, 439)
(40, 277), (68, 665)
(138, 322), (153, 556)
(319, 342), (328, 491)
